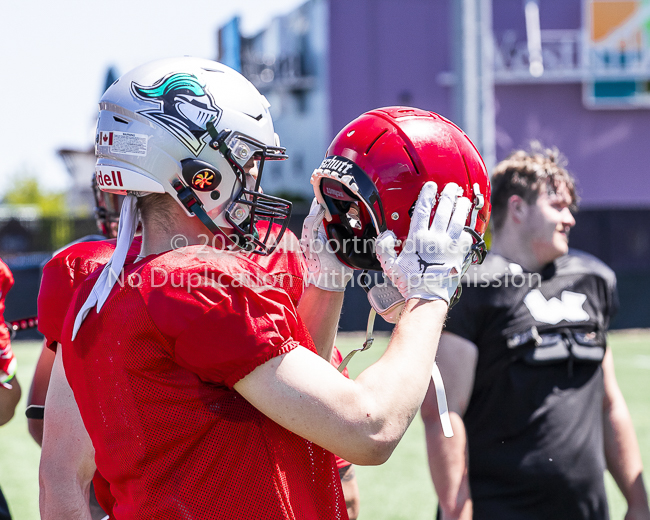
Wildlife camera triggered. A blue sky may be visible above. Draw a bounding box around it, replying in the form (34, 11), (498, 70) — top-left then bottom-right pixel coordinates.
(0, 0), (306, 197)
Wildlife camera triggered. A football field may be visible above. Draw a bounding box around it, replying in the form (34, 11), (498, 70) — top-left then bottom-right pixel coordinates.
(1, 330), (648, 519)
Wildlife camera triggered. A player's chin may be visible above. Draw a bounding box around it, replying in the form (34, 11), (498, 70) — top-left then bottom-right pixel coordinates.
(553, 233), (570, 255)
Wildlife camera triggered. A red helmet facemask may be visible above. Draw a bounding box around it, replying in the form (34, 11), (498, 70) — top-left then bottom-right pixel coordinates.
(312, 107), (491, 271)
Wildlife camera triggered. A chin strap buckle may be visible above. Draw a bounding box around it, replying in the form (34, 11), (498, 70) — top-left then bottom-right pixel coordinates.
(172, 180), (221, 236)
(337, 308), (376, 373)
(173, 180), (199, 212)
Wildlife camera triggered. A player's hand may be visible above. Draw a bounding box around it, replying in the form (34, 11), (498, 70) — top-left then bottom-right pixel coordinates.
(375, 182), (473, 303)
(301, 198), (354, 292)
(0, 337), (17, 389)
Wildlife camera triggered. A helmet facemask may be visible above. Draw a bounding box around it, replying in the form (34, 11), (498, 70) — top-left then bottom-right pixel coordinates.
(199, 123), (292, 255)
(312, 156), (388, 271)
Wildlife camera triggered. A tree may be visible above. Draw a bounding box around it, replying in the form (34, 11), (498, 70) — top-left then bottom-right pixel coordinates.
(2, 172), (66, 217)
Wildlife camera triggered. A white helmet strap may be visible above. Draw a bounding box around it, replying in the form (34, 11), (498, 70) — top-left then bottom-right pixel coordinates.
(71, 193), (139, 340)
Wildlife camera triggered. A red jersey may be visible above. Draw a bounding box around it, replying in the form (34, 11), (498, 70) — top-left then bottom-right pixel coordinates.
(0, 259), (14, 351)
(38, 237), (143, 349)
(60, 246), (346, 520)
(38, 237), (143, 519)
(248, 228), (353, 471)
(248, 222), (306, 306)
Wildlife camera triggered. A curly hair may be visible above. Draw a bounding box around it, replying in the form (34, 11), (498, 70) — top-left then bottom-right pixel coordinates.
(490, 142), (578, 232)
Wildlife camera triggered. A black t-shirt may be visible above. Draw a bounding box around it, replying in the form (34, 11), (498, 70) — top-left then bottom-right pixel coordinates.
(446, 250), (618, 520)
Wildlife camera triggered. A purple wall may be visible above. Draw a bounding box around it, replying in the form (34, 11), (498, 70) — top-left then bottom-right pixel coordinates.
(328, 0), (453, 138)
(492, 0), (650, 208)
(493, 0), (581, 34)
(495, 83), (650, 207)
(329, 0), (650, 208)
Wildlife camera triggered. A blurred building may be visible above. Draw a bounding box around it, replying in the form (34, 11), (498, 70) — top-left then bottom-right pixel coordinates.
(219, 5), (328, 201)
(58, 147), (96, 215)
(57, 68), (119, 216)
(218, 0), (650, 329)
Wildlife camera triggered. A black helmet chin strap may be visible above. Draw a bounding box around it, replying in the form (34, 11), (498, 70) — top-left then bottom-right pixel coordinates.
(172, 180), (221, 236)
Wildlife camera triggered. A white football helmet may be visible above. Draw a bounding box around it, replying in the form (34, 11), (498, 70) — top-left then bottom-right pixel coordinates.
(94, 56), (290, 254)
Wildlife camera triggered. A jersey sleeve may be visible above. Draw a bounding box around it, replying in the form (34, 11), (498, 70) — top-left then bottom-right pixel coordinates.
(38, 255), (76, 349)
(0, 260), (13, 350)
(597, 278), (619, 334)
(0, 260), (14, 299)
(37, 238), (126, 349)
(173, 282), (303, 389)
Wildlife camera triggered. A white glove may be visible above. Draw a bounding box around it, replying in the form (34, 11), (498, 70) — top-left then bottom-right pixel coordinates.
(367, 276), (405, 324)
(301, 199), (354, 292)
(376, 182), (473, 303)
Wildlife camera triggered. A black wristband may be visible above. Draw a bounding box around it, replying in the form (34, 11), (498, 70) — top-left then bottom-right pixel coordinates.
(25, 405), (45, 420)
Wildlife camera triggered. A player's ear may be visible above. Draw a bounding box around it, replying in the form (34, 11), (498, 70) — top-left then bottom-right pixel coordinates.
(508, 194), (527, 224)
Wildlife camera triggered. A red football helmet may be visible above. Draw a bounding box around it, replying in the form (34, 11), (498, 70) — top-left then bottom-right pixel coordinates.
(311, 107), (491, 271)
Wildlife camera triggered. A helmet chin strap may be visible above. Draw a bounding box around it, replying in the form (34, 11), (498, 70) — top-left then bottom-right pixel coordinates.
(172, 180), (221, 236)
(172, 180), (249, 252)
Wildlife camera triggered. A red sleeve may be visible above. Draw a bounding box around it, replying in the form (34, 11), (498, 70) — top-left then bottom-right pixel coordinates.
(0, 260), (13, 349)
(38, 237), (142, 350)
(0, 259), (14, 299)
(38, 240), (116, 349)
(0, 260), (14, 316)
(38, 255), (77, 350)
(172, 282), (303, 389)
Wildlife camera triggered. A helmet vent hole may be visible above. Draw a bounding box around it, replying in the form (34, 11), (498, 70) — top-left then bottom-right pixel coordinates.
(113, 116), (129, 124)
(365, 129), (388, 155)
(403, 146), (420, 175)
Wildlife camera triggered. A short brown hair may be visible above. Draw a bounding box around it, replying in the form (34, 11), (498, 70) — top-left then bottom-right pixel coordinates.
(490, 142), (578, 231)
(136, 193), (176, 234)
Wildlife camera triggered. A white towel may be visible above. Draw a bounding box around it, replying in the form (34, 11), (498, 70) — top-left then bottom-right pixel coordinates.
(71, 193), (139, 340)
(431, 363), (454, 438)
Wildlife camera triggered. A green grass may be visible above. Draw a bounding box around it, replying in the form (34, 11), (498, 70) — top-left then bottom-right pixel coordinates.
(1, 332), (649, 519)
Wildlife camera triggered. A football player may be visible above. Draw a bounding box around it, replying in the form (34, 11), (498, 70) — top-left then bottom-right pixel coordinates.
(28, 175), (131, 447)
(421, 145), (650, 520)
(28, 176), (138, 520)
(39, 57), (488, 519)
(0, 258), (21, 520)
(35, 181), (361, 519)
(0, 258), (20, 417)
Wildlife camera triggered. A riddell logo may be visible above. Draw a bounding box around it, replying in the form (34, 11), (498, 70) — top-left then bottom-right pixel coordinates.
(96, 170), (124, 188)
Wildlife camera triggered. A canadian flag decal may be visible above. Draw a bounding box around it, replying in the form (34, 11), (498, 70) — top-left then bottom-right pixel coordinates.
(100, 132), (113, 145)
(523, 290), (590, 325)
